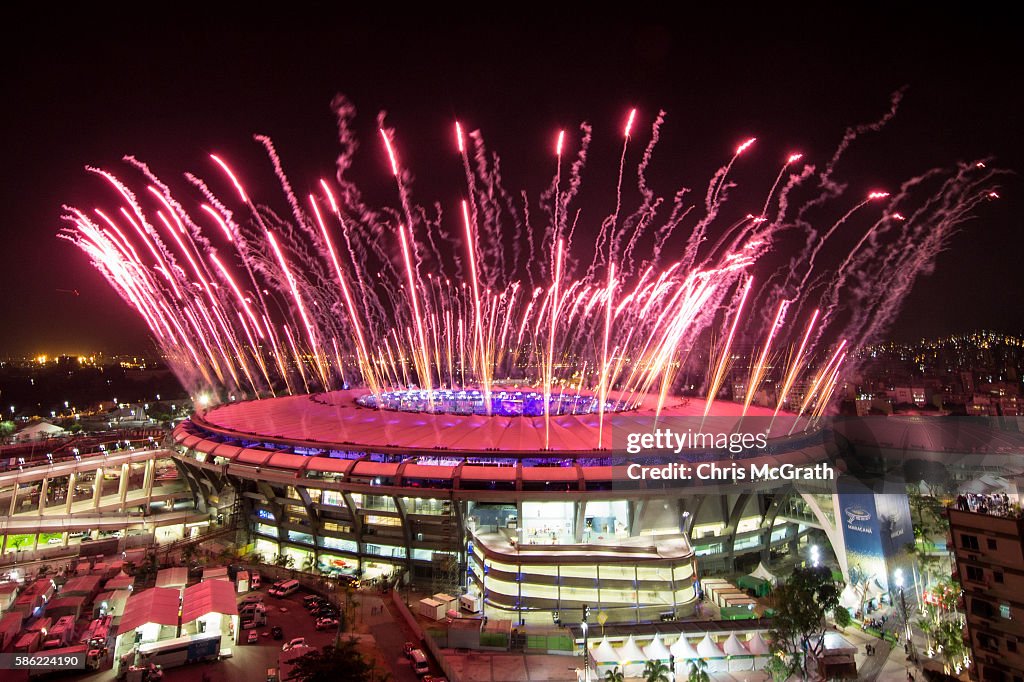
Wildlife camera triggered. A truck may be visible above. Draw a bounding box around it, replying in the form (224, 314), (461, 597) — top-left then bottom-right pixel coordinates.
(79, 615), (113, 649)
(27, 643), (103, 678)
(43, 615), (77, 649)
(134, 632), (221, 670)
(14, 630), (42, 653)
(459, 594), (481, 613)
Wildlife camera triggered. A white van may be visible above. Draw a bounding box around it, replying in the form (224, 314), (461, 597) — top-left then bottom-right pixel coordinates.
(459, 594), (480, 613)
(269, 579), (300, 597)
(409, 649), (430, 676)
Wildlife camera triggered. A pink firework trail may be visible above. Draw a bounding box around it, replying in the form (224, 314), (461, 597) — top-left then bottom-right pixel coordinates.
(60, 97), (1001, 445)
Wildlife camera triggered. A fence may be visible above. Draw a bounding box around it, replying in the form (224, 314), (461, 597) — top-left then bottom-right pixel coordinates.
(390, 590), (462, 682)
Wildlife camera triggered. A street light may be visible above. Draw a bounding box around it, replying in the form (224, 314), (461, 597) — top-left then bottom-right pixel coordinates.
(894, 568), (917, 664)
(581, 604), (590, 682)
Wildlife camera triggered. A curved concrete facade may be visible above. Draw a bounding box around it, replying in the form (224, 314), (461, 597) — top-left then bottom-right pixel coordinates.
(170, 392), (843, 624)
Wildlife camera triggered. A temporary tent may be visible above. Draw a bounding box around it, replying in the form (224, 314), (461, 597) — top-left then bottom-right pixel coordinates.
(670, 635), (699, 679)
(669, 635), (699, 659)
(747, 632), (771, 655)
(643, 634), (671, 663)
(12, 421), (65, 443)
(591, 636), (622, 676)
(747, 631), (772, 668)
(697, 633), (727, 673)
(723, 633), (754, 672)
(748, 562), (779, 586)
(617, 635), (647, 677)
(723, 633), (750, 656)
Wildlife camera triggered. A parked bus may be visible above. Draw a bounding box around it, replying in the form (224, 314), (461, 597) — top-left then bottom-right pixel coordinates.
(135, 633), (221, 669)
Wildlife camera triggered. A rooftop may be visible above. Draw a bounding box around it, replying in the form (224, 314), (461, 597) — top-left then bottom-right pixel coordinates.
(186, 389), (798, 456)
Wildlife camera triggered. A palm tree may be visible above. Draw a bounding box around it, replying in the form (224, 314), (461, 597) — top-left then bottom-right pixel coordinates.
(604, 667), (625, 682)
(643, 659), (671, 682)
(688, 658), (710, 682)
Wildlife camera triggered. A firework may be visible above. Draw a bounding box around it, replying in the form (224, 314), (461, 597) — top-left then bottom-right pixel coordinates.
(61, 96), (1001, 447)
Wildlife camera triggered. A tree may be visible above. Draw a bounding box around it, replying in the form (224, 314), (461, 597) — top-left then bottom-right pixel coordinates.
(918, 578), (970, 674)
(687, 658), (710, 682)
(763, 652), (797, 682)
(604, 666), (625, 682)
(833, 604), (852, 630)
(285, 639), (374, 682)
(768, 565), (844, 679)
(643, 660), (671, 682)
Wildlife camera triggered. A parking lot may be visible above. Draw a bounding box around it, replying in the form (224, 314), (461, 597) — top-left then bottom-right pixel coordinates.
(66, 577), (439, 682)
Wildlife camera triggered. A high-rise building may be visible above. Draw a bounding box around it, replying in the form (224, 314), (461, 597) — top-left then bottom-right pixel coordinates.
(949, 499), (1024, 682)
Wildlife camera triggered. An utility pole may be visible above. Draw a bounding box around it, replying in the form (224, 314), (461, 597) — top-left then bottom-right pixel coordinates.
(581, 604), (590, 682)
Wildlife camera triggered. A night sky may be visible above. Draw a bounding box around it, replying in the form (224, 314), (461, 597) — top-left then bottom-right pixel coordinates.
(2, 11), (1020, 356)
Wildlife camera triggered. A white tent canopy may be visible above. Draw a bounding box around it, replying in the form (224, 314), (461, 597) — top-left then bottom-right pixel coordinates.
(697, 633), (724, 658)
(643, 634), (671, 662)
(670, 635), (700, 659)
(618, 635), (647, 663)
(747, 632), (771, 655)
(723, 633), (749, 656)
(591, 637), (621, 664)
(748, 562), (778, 586)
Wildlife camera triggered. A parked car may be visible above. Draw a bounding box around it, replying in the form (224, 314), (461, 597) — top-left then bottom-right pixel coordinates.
(314, 617), (339, 630)
(409, 649), (430, 676)
(403, 642), (415, 658)
(271, 626), (284, 640)
(422, 677), (448, 682)
(282, 637), (306, 652)
(302, 595), (325, 609)
(247, 630), (259, 644)
(311, 606), (338, 618)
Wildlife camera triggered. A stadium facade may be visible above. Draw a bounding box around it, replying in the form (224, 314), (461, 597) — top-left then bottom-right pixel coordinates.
(170, 389), (849, 624)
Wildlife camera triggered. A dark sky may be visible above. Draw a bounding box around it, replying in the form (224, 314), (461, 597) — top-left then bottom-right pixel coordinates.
(1, 11), (1021, 356)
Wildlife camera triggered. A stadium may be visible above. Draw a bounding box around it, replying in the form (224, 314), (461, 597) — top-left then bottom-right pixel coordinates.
(64, 107), (1001, 627)
(170, 388), (839, 625)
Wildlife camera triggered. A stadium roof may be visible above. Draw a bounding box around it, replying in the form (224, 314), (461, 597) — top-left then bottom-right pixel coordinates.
(183, 389), (789, 455)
